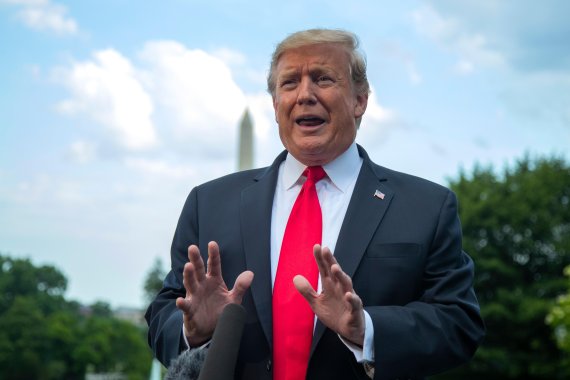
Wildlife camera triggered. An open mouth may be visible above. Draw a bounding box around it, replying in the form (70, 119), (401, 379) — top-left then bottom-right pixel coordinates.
(295, 116), (325, 127)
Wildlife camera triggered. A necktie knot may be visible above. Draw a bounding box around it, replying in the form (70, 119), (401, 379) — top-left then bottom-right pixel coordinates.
(304, 165), (326, 184)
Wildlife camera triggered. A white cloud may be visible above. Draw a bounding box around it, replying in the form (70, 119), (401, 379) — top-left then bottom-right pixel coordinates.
(19, 3), (77, 34)
(140, 41), (246, 129)
(54, 41), (259, 178)
(138, 40), (247, 158)
(211, 47), (247, 66)
(413, 1), (570, 74)
(55, 181), (86, 203)
(375, 40), (423, 85)
(411, 4), (505, 73)
(412, 1), (570, 132)
(411, 4), (457, 45)
(364, 89), (394, 125)
(56, 49), (158, 151)
(454, 59), (474, 75)
(14, 174), (51, 203)
(356, 87), (399, 149)
(9, 174), (87, 207)
(124, 157), (196, 180)
(1, 0), (78, 35)
(53, 40), (401, 177)
(67, 140), (97, 163)
(1, 0), (47, 6)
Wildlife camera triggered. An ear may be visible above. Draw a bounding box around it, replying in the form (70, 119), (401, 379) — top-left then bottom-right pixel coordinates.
(354, 92), (368, 119)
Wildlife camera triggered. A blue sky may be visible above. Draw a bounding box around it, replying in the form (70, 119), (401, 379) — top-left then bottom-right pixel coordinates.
(1, 0), (569, 309)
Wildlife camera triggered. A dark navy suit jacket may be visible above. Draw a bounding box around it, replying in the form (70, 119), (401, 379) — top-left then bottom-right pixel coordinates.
(145, 146), (485, 380)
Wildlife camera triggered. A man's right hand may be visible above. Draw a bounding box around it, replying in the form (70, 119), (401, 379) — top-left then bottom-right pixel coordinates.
(175, 241), (254, 346)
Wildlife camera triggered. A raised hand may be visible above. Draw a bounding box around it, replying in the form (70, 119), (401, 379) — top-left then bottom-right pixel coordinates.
(293, 244), (365, 346)
(175, 241), (254, 346)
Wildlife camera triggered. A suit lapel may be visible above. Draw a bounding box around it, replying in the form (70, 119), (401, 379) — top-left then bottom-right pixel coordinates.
(240, 151), (287, 347)
(311, 146), (395, 354)
(241, 147), (395, 353)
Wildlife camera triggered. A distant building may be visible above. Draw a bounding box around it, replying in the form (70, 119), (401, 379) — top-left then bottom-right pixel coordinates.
(238, 108), (254, 171)
(114, 306), (145, 326)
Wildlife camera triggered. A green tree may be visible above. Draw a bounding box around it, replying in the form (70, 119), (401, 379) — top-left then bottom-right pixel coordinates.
(432, 156), (570, 379)
(0, 254), (152, 380)
(0, 255), (67, 314)
(0, 296), (48, 379)
(0, 256), (70, 379)
(90, 301), (113, 318)
(74, 314), (151, 379)
(143, 257), (166, 304)
(45, 310), (84, 379)
(546, 265), (570, 371)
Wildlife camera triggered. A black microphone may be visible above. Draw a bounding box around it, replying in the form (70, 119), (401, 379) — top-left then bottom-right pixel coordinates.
(198, 302), (247, 380)
(164, 347), (207, 380)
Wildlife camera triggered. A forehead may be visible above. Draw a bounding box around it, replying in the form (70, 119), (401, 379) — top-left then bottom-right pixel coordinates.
(275, 43), (351, 74)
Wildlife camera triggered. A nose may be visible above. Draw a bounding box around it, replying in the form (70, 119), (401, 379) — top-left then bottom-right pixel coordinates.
(296, 77), (317, 105)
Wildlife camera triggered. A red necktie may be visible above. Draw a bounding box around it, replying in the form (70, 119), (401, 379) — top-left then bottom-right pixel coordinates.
(273, 166), (326, 380)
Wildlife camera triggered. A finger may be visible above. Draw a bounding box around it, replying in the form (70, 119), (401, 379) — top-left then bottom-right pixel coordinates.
(175, 297), (192, 314)
(183, 262), (200, 294)
(344, 291), (363, 314)
(313, 244), (331, 279)
(321, 246), (338, 268)
(293, 274), (318, 306)
(188, 245), (206, 282)
(331, 263), (354, 293)
(230, 270), (254, 302)
(206, 241), (222, 277)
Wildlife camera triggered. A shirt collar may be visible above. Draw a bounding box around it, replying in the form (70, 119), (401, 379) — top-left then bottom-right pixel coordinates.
(282, 143), (362, 192)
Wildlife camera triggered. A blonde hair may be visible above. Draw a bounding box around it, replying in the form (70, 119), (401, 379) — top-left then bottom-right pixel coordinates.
(267, 29), (370, 98)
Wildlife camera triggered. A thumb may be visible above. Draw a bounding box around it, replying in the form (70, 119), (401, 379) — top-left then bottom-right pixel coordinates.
(231, 270), (254, 301)
(293, 275), (318, 305)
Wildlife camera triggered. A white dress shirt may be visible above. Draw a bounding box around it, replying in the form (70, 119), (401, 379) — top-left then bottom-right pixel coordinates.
(184, 143), (374, 367)
(270, 142), (374, 363)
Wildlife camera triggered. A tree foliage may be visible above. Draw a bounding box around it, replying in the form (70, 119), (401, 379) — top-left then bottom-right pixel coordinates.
(546, 265), (570, 372)
(143, 257), (166, 304)
(433, 155), (570, 379)
(0, 255), (152, 379)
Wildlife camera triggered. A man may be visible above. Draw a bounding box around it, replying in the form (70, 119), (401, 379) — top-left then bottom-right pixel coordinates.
(146, 29), (485, 380)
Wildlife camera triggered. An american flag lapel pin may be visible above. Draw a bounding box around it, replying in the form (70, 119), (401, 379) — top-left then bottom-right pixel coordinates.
(374, 189), (385, 200)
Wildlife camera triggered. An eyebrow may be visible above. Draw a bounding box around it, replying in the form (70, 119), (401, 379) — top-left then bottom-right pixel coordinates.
(278, 65), (337, 79)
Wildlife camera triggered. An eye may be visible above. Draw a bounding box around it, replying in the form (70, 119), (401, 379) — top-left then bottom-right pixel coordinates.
(316, 75), (334, 86)
(279, 79), (297, 90)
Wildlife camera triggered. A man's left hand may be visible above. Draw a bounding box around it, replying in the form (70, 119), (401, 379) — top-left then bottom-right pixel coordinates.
(293, 244), (365, 346)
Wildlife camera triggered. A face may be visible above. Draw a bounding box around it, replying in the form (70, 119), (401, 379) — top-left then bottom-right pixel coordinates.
(272, 43), (368, 166)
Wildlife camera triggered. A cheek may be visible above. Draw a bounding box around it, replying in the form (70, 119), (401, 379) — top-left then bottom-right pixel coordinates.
(338, 127), (357, 144)
(274, 100), (291, 120)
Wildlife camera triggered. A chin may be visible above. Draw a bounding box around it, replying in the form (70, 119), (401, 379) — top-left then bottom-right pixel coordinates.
(296, 149), (333, 166)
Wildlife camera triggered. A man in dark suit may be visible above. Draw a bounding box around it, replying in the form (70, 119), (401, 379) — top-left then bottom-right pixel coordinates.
(146, 29), (485, 380)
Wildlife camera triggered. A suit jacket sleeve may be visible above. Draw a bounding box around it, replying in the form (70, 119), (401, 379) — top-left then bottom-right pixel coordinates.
(367, 190), (484, 380)
(145, 186), (200, 366)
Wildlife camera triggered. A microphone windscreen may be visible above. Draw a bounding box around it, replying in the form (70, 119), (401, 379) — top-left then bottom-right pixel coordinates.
(164, 347), (207, 380)
(197, 303), (247, 380)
